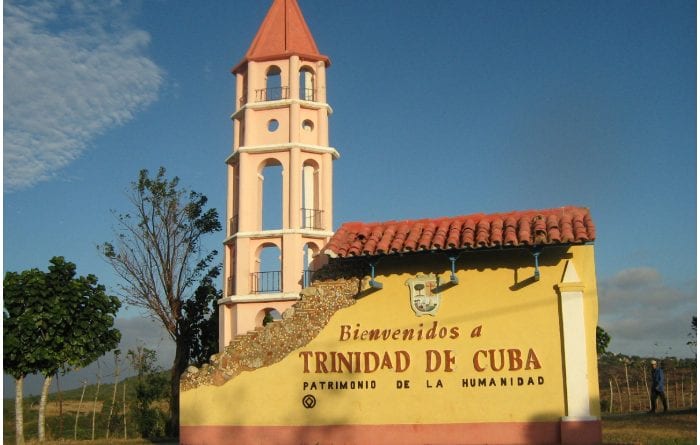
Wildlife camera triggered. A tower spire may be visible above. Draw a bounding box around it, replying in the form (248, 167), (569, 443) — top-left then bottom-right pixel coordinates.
(233, 0), (330, 73)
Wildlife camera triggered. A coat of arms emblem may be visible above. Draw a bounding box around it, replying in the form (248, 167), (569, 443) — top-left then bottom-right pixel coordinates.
(405, 273), (440, 316)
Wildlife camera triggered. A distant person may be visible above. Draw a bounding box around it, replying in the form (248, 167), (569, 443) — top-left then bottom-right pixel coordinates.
(649, 359), (668, 413)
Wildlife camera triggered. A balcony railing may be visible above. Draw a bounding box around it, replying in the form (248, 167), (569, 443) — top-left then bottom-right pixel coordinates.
(302, 270), (314, 288)
(301, 208), (324, 230)
(251, 271), (281, 293)
(255, 86), (289, 102)
(238, 87), (317, 107)
(300, 88), (316, 101)
(233, 270), (313, 294)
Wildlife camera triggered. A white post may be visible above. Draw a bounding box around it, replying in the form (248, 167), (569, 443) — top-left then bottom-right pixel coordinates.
(556, 260), (595, 420)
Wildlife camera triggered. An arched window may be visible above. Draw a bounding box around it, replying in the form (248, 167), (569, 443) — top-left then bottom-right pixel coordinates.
(299, 66), (315, 101)
(253, 244), (281, 293)
(301, 160), (321, 229)
(265, 65), (282, 101)
(302, 242), (320, 287)
(260, 161), (283, 230)
(256, 308), (282, 327)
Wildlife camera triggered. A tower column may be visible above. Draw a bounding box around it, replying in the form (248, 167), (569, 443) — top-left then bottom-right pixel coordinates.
(322, 155), (333, 231)
(234, 237), (251, 295)
(242, 108), (253, 147)
(237, 152), (254, 232)
(316, 61), (327, 103)
(247, 61), (261, 101)
(235, 72), (244, 112)
(318, 107), (329, 147)
(290, 147), (301, 229)
(289, 55), (300, 101)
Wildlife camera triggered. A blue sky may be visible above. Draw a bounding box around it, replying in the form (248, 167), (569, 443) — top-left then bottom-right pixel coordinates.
(4, 0), (696, 395)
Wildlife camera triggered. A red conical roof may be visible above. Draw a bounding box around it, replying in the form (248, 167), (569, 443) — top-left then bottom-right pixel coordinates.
(233, 0), (330, 73)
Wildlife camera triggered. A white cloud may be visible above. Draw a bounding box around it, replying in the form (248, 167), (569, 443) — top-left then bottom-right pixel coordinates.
(604, 267), (661, 290)
(598, 267), (696, 358)
(3, 0), (163, 191)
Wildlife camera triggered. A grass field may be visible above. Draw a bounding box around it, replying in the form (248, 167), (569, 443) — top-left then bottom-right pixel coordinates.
(602, 409), (696, 445)
(6, 409), (695, 445)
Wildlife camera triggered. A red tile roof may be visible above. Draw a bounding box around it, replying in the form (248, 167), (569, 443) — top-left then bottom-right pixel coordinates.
(324, 206), (595, 258)
(233, 0), (330, 73)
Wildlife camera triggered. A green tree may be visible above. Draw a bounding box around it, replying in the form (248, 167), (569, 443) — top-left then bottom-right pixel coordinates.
(597, 326), (611, 356)
(182, 267), (221, 367)
(40, 258), (121, 441)
(101, 167), (221, 435)
(4, 267), (48, 445)
(4, 257), (121, 443)
(127, 347), (169, 438)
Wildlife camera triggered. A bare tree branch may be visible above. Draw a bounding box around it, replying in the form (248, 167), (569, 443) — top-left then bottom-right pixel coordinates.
(99, 167), (221, 433)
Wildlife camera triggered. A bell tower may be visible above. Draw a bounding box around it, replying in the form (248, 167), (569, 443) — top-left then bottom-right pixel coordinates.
(219, 0), (339, 349)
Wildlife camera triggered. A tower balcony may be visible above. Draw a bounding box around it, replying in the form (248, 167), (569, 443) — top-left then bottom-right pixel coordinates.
(238, 86), (318, 107)
(301, 208), (324, 230)
(247, 270), (315, 295)
(251, 271), (282, 293)
(300, 88), (316, 101)
(256, 86), (288, 102)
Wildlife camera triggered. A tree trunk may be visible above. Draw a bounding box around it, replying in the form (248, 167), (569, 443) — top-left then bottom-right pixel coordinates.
(123, 379), (128, 439)
(613, 376), (622, 413)
(624, 363), (632, 412)
(106, 352), (120, 439)
(691, 375), (695, 407)
(74, 380), (87, 440)
(56, 374), (64, 438)
(169, 335), (188, 437)
(642, 366), (650, 410)
(92, 361), (102, 440)
(15, 376), (25, 445)
(38, 374), (53, 442)
(681, 375), (685, 407)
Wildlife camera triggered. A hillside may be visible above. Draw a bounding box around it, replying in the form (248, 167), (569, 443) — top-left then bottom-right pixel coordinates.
(3, 373), (169, 443)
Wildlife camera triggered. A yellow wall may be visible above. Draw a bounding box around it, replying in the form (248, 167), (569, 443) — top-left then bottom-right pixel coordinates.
(182, 244), (599, 426)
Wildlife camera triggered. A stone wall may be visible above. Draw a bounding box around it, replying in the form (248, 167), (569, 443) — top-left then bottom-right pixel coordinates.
(181, 260), (369, 391)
